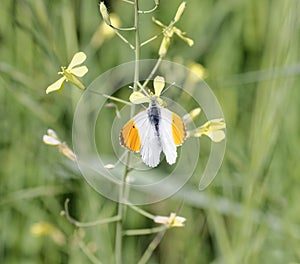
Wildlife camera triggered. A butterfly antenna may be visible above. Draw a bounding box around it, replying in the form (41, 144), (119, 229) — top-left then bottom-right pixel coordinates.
(161, 81), (176, 95)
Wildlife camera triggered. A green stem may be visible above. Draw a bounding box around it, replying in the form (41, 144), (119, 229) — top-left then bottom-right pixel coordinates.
(113, 29), (135, 50)
(115, 153), (131, 264)
(63, 199), (121, 227)
(78, 240), (103, 264)
(138, 1), (158, 14)
(141, 56), (162, 90)
(110, 25), (136, 31)
(127, 203), (155, 220)
(122, 0), (134, 4)
(115, 1), (141, 263)
(123, 225), (166, 236)
(137, 230), (166, 264)
(133, 0), (140, 91)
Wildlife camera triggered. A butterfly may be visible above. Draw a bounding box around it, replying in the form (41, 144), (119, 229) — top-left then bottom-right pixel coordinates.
(46, 52), (88, 94)
(120, 76), (186, 168)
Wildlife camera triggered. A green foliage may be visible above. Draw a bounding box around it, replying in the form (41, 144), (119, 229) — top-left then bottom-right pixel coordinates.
(1, 0), (300, 263)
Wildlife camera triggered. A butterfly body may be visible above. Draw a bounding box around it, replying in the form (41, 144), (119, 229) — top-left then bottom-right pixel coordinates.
(120, 96), (186, 167)
(148, 97), (161, 137)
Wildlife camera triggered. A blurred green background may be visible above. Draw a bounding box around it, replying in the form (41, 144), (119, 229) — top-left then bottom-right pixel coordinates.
(1, 0), (300, 263)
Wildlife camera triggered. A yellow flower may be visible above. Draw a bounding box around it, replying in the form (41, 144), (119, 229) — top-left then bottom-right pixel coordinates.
(43, 129), (76, 161)
(153, 2), (194, 57)
(129, 75), (166, 106)
(46, 52), (88, 94)
(154, 212), (186, 228)
(188, 118), (226, 142)
(30, 222), (66, 245)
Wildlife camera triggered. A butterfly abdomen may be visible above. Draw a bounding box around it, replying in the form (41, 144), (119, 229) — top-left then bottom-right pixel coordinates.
(148, 99), (161, 136)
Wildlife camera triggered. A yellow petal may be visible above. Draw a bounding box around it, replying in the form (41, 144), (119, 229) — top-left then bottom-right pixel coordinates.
(174, 2), (186, 23)
(208, 130), (226, 142)
(154, 213), (186, 227)
(47, 129), (59, 139)
(169, 213), (186, 227)
(70, 66), (88, 77)
(153, 215), (169, 225)
(43, 135), (61, 146)
(129, 92), (149, 104)
(207, 119), (226, 130)
(173, 27), (194, 46)
(67, 52), (87, 70)
(46, 77), (66, 94)
(187, 118), (226, 141)
(153, 76), (165, 97)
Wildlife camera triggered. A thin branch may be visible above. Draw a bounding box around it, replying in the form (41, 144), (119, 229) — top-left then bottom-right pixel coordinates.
(141, 56), (162, 90)
(133, 0), (140, 90)
(122, 0), (134, 4)
(140, 18), (177, 47)
(62, 199), (120, 227)
(78, 240), (103, 264)
(138, 1), (158, 14)
(113, 29), (135, 50)
(127, 203), (155, 220)
(110, 25), (136, 31)
(137, 230), (166, 264)
(87, 90), (133, 105)
(123, 226), (166, 236)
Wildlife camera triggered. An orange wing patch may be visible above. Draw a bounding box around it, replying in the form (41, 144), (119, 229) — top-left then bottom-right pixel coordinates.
(120, 119), (141, 152)
(172, 113), (186, 146)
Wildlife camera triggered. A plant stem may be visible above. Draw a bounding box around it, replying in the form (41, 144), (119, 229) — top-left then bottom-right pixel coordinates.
(123, 225), (166, 236)
(141, 56), (162, 90)
(133, 0), (140, 91)
(137, 230), (166, 264)
(63, 198), (121, 227)
(115, 1), (140, 263)
(78, 240), (103, 264)
(113, 29), (135, 50)
(115, 152), (131, 264)
(127, 203), (155, 220)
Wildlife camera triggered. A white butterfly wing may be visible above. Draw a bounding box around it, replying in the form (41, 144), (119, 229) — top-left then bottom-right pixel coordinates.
(159, 108), (177, 165)
(134, 110), (162, 167)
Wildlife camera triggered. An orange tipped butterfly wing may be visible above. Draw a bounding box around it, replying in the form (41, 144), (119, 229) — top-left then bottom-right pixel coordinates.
(120, 110), (163, 167)
(120, 118), (141, 152)
(159, 108), (186, 165)
(120, 105), (186, 167)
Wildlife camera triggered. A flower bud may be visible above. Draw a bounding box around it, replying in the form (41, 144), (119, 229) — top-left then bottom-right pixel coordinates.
(99, 2), (111, 26)
(174, 2), (186, 23)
